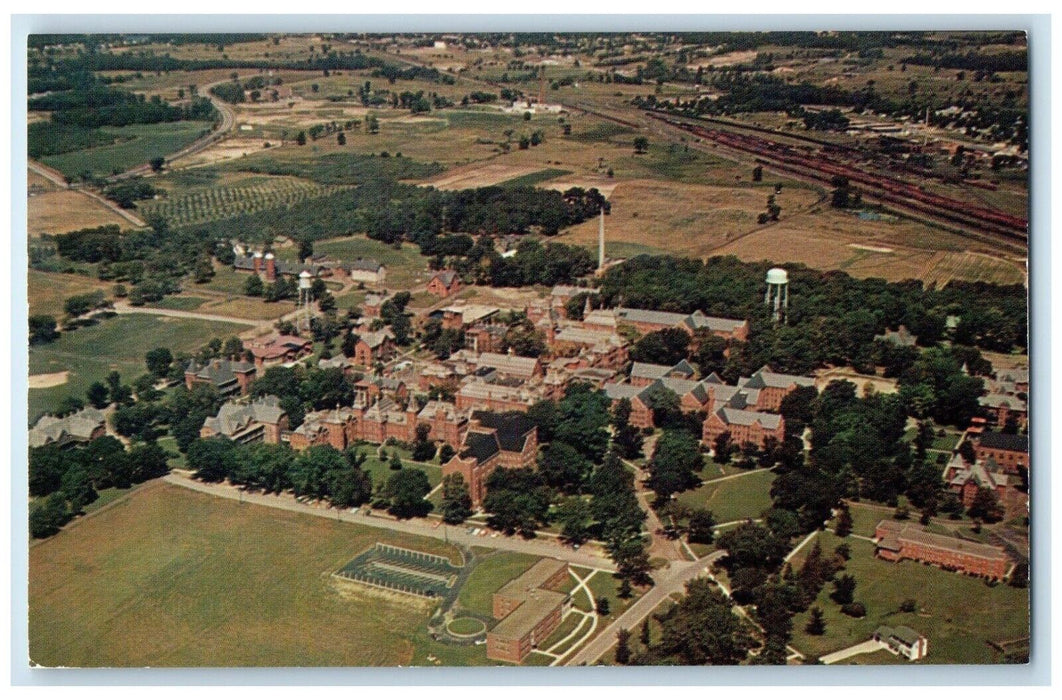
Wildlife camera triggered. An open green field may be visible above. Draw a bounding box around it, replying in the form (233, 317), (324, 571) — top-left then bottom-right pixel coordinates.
(27, 269), (113, 318)
(676, 469), (777, 524)
(40, 121), (214, 179)
(30, 482), (467, 667)
(457, 551), (541, 619)
(788, 535), (1029, 664)
(28, 314), (245, 419)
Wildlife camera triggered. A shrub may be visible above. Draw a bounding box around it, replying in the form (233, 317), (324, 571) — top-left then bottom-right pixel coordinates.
(840, 602), (867, 618)
(899, 598), (917, 613)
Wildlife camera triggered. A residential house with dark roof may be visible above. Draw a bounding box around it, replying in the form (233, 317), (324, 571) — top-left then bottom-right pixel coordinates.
(185, 358), (256, 397)
(200, 395), (288, 444)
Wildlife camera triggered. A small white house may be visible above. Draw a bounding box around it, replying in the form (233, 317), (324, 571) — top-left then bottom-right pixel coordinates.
(873, 626), (928, 661)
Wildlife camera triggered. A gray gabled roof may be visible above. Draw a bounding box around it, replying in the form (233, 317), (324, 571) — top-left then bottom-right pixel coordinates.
(742, 366), (816, 390)
(203, 395), (286, 436)
(29, 407), (106, 448)
(630, 362), (671, 380)
(715, 406), (782, 430)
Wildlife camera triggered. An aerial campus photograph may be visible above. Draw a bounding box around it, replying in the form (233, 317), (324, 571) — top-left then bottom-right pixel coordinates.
(22, 28), (1032, 671)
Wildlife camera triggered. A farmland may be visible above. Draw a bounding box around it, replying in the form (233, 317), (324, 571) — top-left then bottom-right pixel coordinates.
(29, 483), (462, 667)
(28, 313), (246, 420)
(27, 188), (133, 237)
(38, 121), (214, 180)
(139, 175), (351, 228)
(27, 269), (113, 318)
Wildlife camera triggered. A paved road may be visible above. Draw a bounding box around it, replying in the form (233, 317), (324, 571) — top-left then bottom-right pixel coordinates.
(108, 79), (238, 182)
(564, 551), (726, 666)
(162, 472), (618, 571)
(820, 640), (885, 665)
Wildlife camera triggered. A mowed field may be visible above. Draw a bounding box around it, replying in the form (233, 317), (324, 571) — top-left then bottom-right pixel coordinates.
(29, 482), (462, 667)
(787, 535), (1029, 665)
(27, 189), (131, 236)
(675, 469), (777, 524)
(28, 314), (246, 419)
(27, 270), (113, 318)
(39, 121), (214, 179)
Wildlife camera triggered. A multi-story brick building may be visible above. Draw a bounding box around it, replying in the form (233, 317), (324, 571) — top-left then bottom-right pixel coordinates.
(416, 400), (469, 448)
(978, 392), (1028, 431)
(184, 358), (256, 397)
(972, 431), (1029, 475)
(738, 365), (817, 411)
(942, 453), (1026, 512)
(874, 520), (1011, 580)
(455, 380), (536, 414)
(354, 329), (397, 367)
(613, 307), (749, 342)
(200, 395), (288, 444)
(486, 558), (571, 664)
(441, 411), (538, 507)
(427, 269), (462, 297)
(702, 406), (785, 450)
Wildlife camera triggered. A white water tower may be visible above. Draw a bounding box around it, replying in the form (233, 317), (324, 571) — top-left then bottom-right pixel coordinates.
(298, 270), (314, 330)
(765, 267), (789, 324)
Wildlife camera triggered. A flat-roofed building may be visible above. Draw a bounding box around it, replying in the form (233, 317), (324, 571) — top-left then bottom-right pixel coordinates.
(486, 558), (571, 663)
(972, 431), (1029, 475)
(874, 520), (1011, 580)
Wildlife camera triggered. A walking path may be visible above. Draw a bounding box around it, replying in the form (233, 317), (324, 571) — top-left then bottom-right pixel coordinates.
(564, 551), (726, 666)
(699, 467), (772, 485)
(162, 471), (617, 571)
(112, 301), (259, 327)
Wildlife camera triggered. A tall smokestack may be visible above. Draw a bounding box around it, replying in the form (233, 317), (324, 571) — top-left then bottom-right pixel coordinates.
(598, 207), (605, 272)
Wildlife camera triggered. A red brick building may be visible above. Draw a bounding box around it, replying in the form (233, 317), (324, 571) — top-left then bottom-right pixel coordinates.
(738, 366), (817, 411)
(702, 406), (785, 450)
(184, 358), (256, 397)
(942, 454), (1026, 512)
(486, 558), (571, 664)
(455, 380), (536, 414)
(427, 270), (462, 297)
(874, 520), (1011, 580)
(972, 431), (1029, 475)
(354, 329), (397, 367)
(245, 334), (313, 370)
(613, 307), (749, 342)
(441, 411), (538, 508)
(200, 395), (289, 444)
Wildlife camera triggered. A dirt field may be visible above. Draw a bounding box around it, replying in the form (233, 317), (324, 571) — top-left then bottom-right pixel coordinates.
(27, 189), (130, 236)
(556, 178), (822, 259)
(28, 371), (69, 389)
(27, 169), (59, 191)
(169, 137), (277, 169)
(713, 206), (1025, 285)
(815, 368), (898, 396)
(422, 163), (544, 189)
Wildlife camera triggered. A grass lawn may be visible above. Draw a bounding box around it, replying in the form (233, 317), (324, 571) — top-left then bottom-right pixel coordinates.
(28, 314), (246, 420)
(539, 611), (585, 649)
(788, 535), (1029, 664)
(456, 551), (540, 619)
(27, 270), (114, 318)
(360, 451), (442, 493)
(147, 295), (209, 311)
(41, 121), (214, 179)
(30, 482), (463, 667)
(498, 168), (572, 188)
(199, 265), (253, 295)
(676, 469), (777, 524)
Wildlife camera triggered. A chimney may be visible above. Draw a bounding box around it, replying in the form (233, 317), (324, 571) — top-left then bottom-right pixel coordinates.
(265, 252), (276, 282)
(597, 206), (605, 272)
